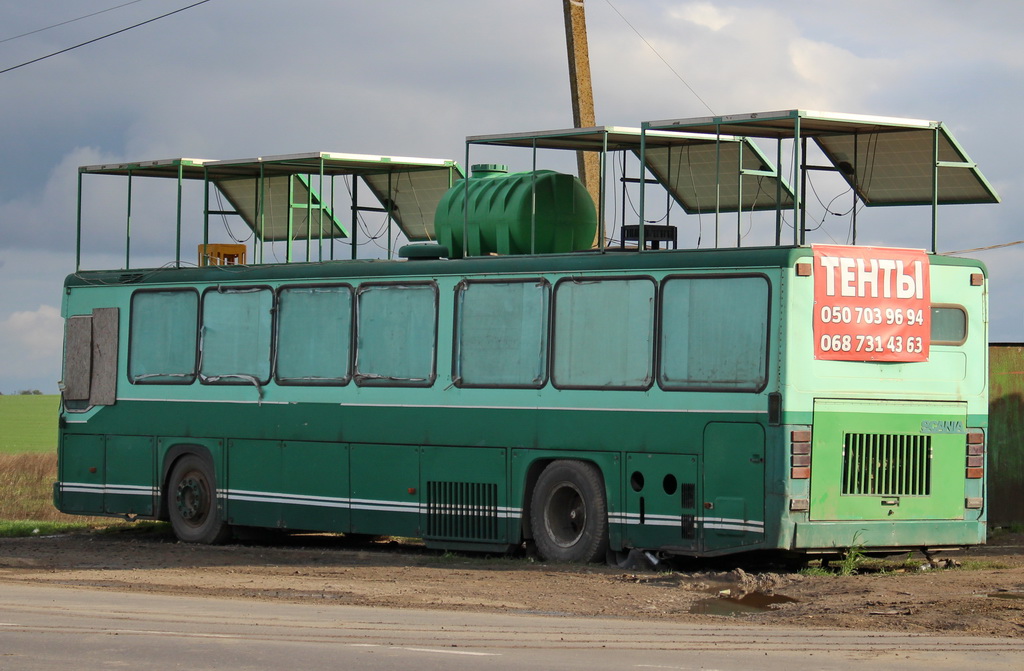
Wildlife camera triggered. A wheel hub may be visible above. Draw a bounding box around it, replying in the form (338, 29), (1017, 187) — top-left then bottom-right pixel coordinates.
(546, 482), (586, 548)
(176, 476), (204, 521)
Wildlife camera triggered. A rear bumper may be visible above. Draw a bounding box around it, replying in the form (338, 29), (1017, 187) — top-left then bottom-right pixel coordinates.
(793, 519), (986, 553)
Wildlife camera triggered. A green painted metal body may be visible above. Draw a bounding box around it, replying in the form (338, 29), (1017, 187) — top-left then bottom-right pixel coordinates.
(434, 168), (597, 258)
(987, 344), (1024, 525)
(55, 245), (988, 557)
(810, 400), (967, 521)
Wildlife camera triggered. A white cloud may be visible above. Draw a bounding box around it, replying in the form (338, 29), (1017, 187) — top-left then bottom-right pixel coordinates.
(0, 248), (73, 393)
(787, 37), (895, 110)
(0, 304), (63, 393)
(670, 2), (736, 31)
(2, 305), (62, 360)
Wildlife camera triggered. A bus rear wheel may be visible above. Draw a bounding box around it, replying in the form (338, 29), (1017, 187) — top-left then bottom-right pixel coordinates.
(167, 454), (231, 544)
(530, 460), (609, 563)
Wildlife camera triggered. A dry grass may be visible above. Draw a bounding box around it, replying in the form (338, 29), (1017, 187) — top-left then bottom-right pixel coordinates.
(0, 453), (109, 524)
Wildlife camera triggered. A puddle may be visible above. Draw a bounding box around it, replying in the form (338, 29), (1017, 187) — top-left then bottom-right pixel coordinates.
(987, 592), (1024, 600)
(690, 591), (798, 616)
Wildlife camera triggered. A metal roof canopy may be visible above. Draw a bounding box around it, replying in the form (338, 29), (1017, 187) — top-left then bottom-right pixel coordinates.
(467, 126), (794, 211)
(76, 152), (461, 269)
(207, 153), (460, 260)
(467, 126), (704, 151)
(79, 157), (214, 178)
(642, 110), (1000, 251)
(464, 126), (795, 252)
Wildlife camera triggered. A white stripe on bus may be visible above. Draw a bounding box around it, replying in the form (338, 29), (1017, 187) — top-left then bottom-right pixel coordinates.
(117, 396), (762, 415)
(60, 483), (763, 531)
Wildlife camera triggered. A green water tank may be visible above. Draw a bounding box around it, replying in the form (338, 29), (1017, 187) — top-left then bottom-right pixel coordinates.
(434, 165), (597, 258)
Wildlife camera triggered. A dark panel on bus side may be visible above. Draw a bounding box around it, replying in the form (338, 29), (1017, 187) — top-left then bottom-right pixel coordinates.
(702, 422), (766, 553)
(350, 444), (421, 537)
(57, 434), (105, 513)
(90, 307), (119, 406)
(280, 441), (350, 532)
(226, 440), (350, 532)
(421, 446), (509, 546)
(623, 452), (699, 552)
(104, 435), (155, 516)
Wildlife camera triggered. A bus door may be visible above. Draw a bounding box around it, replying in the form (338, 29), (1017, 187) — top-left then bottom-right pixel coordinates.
(702, 422), (766, 552)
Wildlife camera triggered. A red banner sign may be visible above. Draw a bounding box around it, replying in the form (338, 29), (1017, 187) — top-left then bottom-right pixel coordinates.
(812, 245), (930, 362)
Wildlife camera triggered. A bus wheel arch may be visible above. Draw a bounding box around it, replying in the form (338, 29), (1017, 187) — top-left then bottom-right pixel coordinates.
(520, 459), (550, 545)
(529, 459), (610, 563)
(162, 447), (231, 544)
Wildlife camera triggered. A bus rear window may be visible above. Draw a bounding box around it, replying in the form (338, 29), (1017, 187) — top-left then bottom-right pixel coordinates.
(931, 305), (967, 344)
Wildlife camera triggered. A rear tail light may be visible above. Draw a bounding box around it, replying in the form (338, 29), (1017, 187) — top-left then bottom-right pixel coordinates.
(966, 429), (984, 479)
(791, 429), (811, 479)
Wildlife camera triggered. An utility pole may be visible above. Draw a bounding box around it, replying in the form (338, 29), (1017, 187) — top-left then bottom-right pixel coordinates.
(563, 0), (602, 245)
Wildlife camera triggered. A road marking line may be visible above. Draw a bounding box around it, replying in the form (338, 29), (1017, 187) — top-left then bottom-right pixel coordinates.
(400, 647), (499, 656)
(113, 629), (236, 639)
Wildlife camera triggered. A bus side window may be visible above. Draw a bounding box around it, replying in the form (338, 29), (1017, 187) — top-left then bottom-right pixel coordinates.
(276, 285), (353, 385)
(659, 276), (769, 392)
(453, 279), (549, 388)
(129, 290), (198, 384)
(199, 287), (273, 385)
(552, 277), (656, 390)
(355, 282), (438, 387)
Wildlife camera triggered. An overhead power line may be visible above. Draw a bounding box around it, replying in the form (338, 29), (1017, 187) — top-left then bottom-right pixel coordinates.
(0, 0), (150, 45)
(943, 239), (1024, 255)
(0, 0), (213, 76)
(602, 0), (716, 115)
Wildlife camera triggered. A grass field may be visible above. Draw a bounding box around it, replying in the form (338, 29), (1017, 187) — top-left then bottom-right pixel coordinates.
(0, 394), (58, 454)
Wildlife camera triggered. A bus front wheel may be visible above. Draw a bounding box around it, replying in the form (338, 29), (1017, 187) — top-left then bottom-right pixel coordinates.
(530, 460), (609, 563)
(167, 454), (231, 544)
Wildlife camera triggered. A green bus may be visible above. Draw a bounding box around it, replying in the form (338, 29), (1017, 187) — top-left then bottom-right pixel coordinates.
(56, 111), (1000, 562)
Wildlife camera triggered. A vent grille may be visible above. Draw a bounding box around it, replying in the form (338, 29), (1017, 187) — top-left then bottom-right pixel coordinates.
(426, 481), (500, 541)
(842, 434), (932, 496)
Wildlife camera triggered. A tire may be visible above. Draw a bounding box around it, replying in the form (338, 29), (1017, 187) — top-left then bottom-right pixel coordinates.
(530, 460), (609, 563)
(167, 454), (231, 544)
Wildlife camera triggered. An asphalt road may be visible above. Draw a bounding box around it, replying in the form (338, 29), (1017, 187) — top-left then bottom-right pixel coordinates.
(1, 583), (1022, 670)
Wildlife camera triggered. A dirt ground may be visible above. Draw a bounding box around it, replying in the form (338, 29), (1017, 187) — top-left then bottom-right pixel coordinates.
(1, 527), (1023, 638)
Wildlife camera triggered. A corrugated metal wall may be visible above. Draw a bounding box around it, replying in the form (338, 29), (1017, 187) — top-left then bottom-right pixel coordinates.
(988, 344), (1024, 526)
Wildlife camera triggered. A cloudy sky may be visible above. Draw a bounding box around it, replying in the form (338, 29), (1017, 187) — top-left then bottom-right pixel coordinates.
(1, 0), (1021, 394)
